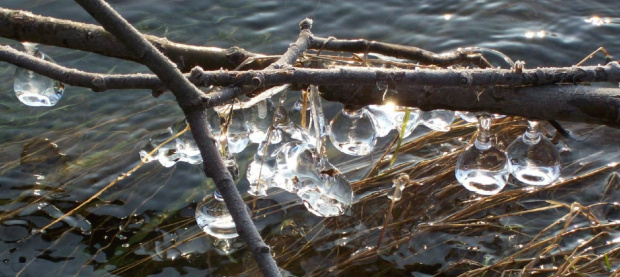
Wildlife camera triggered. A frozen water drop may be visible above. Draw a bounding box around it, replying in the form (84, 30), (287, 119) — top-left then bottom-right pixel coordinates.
(456, 111), (478, 123)
(506, 121), (560, 186)
(455, 114), (509, 195)
(388, 173), (409, 201)
(421, 110), (455, 132)
(458, 111), (506, 123)
(393, 107), (421, 138)
(365, 105), (396, 137)
(225, 108), (250, 153)
(195, 195), (239, 239)
(14, 43), (64, 107)
(247, 99), (275, 143)
(329, 108), (376, 156)
(246, 159), (275, 196)
(298, 171), (353, 217)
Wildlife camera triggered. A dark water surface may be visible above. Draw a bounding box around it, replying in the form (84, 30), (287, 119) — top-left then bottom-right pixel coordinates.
(1, 0), (620, 276)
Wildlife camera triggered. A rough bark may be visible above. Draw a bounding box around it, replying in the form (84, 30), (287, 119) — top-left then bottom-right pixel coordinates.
(71, 0), (281, 276)
(0, 7), (262, 71)
(0, 7), (495, 71)
(320, 84), (620, 127)
(189, 63), (620, 87)
(2, 42), (619, 127)
(4, 41), (618, 91)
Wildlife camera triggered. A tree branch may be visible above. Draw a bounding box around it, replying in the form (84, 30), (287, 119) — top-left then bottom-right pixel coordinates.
(71, 1), (281, 276)
(199, 18), (314, 108)
(0, 7), (264, 71)
(2, 41), (619, 127)
(320, 84), (620, 127)
(0, 44), (163, 92)
(309, 36), (492, 67)
(0, 7), (494, 71)
(188, 62), (620, 88)
(4, 41), (619, 91)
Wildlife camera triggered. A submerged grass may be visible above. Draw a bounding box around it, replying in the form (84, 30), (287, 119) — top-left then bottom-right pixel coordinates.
(2, 96), (619, 276)
(63, 112), (594, 276)
(2, 52), (620, 276)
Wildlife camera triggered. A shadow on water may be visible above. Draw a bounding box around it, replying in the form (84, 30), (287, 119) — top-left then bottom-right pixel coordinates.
(1, 0), (620, 276)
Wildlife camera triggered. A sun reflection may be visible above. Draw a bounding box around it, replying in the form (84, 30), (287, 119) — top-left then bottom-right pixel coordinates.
(525, 30), (546, 39)
(443, 14), (453, 21)
(383, 101), (396, 109)
(585, 16), (611, 26)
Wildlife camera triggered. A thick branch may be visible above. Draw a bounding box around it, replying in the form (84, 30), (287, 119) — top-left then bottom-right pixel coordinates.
(0, 7), (262, 71)
(0, 7), (493, 72)
(2, 42), (620, 127)
(72, 1), (281, 276)
(4, 42), (619, 92)
(190, 63), (620, 88)
(321, 84), (620, 127)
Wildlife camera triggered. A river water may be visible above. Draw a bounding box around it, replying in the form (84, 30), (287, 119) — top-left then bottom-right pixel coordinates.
(0, 0), (619, 276)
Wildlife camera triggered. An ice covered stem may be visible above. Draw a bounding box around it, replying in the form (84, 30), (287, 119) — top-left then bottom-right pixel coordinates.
(387, 173), (408, 201)
(139, 119), (198, 167)
(476, 113), (492, 149)
(308, 85), (327, 153)
(506, 120), (561, 186)
(377, 173), (409, 247)
(455, 113), (510, 195)
(291, 85), (353, 217)
(14, 42), (64, 106)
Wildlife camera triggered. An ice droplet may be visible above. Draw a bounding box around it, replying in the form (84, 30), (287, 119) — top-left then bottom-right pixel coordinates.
(455, 114), (509, 195)
(387, 173), (409, 201)
(195, 194), (240, 239)
(421, 110), (455, 132)
(14, 43), (64, 107)
(329, 108), (376, 156)
(506, 121), (560, 186)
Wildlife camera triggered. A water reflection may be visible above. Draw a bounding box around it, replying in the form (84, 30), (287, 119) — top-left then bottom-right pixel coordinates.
(1, 0), (620, 276)
(585, 16), (611, 26)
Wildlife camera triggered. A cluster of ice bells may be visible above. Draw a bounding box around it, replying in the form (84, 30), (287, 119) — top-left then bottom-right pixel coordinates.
(136, 82), (459, 240)
(12, 43), (562, 243)
(455, 114), (561, 195)
(136, 83), (561, 241)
